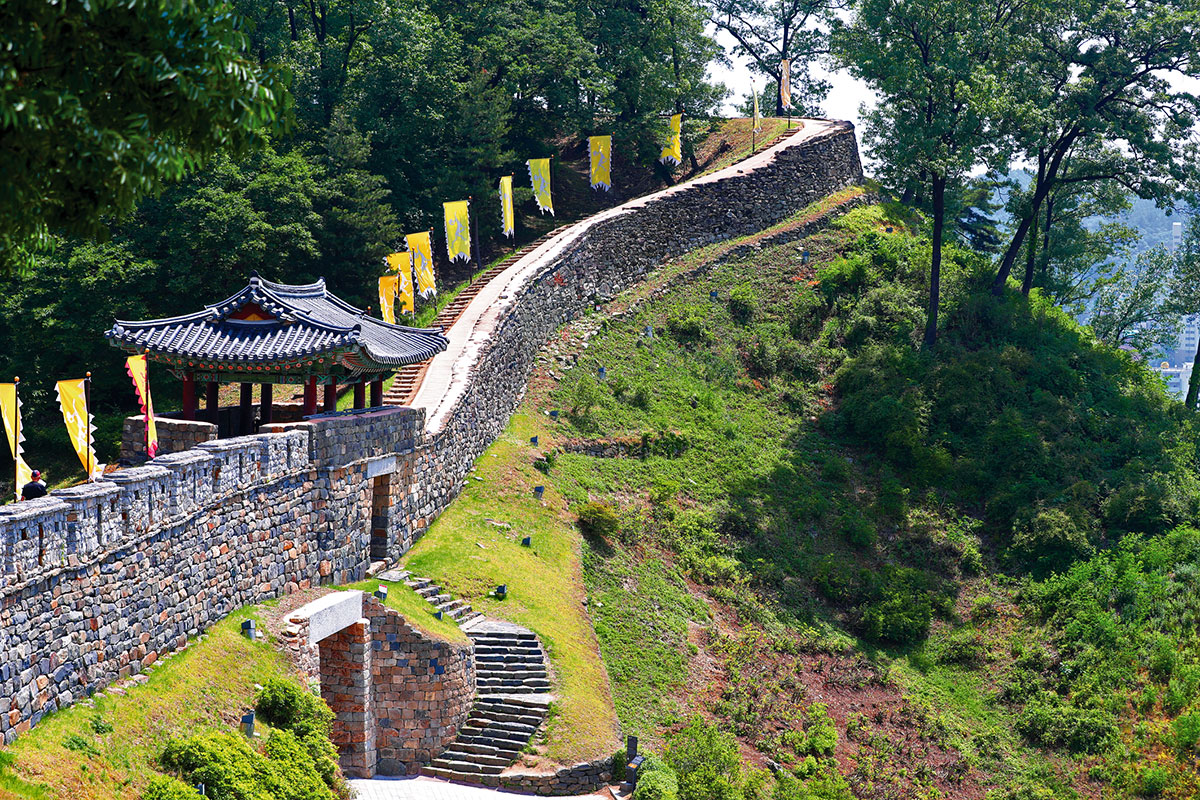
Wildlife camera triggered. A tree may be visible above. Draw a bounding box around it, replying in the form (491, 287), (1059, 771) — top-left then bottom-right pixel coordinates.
(0, 0), (289, 272)
(706, 0), (841, 115)
(1088, 246), (1180, 354)
(833, 0), (1016, 347)
(990, 0), (1200, 295)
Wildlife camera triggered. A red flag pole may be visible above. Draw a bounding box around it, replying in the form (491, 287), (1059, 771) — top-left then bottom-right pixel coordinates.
(12, 376), (19, 501)
(84, 371), (92, 481)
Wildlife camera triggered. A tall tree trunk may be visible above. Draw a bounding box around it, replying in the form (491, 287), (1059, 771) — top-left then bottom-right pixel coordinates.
(1186, 333), (1200, 410)
(1040, 193), (1054, 287)
(924, 174), (947, 349)
(993, 132), (1079, 294)
(1021, 151), (1046, 296)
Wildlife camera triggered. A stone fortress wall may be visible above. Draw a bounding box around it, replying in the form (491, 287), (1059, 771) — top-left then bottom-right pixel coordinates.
(0, 122), (863, 760)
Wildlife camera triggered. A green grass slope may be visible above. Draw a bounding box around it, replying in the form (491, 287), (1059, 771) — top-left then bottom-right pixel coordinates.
(413, 198), (1200, 799)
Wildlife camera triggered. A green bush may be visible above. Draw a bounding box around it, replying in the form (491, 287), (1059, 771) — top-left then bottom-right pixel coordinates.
(665, 717), (742, 800)
(1015, 692), (1117, 753)
(1173, 711), (1200, 752)
(667, 305), (712, 344)
(634, 769), (679, 800)
(142, 776), (203, 800)
(1134, 764), (1172, 797)
(1011, 507), (1094, 576)
(255, 678), (341, 792)
(857, 566), (933, 645)
(577, 501), (621, 539)
(727, 285), (757, 323)
(939, 627), (986, 666)
(159, 727), (337, 800)
(611, 749), (628, 783)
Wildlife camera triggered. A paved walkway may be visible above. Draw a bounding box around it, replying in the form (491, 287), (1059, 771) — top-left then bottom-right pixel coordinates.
(349, 775), (611, 800)
(410, 119), (843, 434)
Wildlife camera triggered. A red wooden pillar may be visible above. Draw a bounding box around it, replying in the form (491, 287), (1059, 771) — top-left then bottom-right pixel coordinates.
(353, 382), (366, 410)
(370, 378), (383, 408)
(205, 381), (219, 424)
(182, 372), (197, 421)
(302, 376), (318, 416)
(239, 383), (253, 433)
(324, 380), (337, 412)
(260, 383), (273, 424)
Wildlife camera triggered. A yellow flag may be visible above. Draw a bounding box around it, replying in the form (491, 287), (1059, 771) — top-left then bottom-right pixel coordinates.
(407, 231), (437, 299)
(444, 200), (472, 263)
(527, 158), (554, 215)
(780, 59), (793, 111)
(659, 114), (682, 166)
(125, 355), (159, 459)
(589, 136), (612, 191)
(498, 176), (515, 238)
(56, 378), (102, 479)
(385, 251), (415, 314)
(0, 384), (33, 499)
(752, 85), (762, 133)
(378, 274), (398, 324)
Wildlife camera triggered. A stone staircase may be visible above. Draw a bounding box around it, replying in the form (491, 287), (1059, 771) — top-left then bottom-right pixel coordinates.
(380, 570), (553, 783)
(426, 621), (552, 782)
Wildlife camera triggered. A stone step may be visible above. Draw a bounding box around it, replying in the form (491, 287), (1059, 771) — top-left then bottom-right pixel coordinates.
(438, 599), (470, 613)
(478, 686), (547, 695)
(475, 651), (544, 662)
(417, 585), (440, 598)
(461, 723), (535, 742)
(429, 759), (505, 776)
(438, 749), (513, 768)
(449, 740), (523, 758)
(468, 714), (544, 734)
(477, 677), (551, 688)
(421, 766), (491, 784)
(407, 578), (433, 590)
(476, 667), (548, 678)
(469, 631), (538, 642)
(468, 717), (538, 735)
(473, 644), (543, 657)
(456, 733), (527, 751)
(432, 593), (452, 604)
(475, 693), (552, 709)
(448, 606), (474, 620)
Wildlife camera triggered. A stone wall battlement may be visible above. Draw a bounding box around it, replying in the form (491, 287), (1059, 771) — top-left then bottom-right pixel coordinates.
(0, 121), (863, 752)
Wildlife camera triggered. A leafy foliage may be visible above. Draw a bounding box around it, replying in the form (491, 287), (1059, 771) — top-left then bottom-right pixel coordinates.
(0, 0), (288, 271)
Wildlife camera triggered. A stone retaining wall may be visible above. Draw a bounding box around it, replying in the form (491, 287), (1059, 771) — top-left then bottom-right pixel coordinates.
(119, 415), (217, 462)
(498, 756), (616, 795)
(0, 123), (863, 765)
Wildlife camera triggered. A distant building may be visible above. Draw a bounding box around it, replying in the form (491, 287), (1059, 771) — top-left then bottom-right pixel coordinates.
(1153, 360), (1194, 399)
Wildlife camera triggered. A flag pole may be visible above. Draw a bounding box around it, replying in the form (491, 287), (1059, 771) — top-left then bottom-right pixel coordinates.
(12, 376), (19, 501)
(469, 195), (482, 273)
(84, 371), (92, 481)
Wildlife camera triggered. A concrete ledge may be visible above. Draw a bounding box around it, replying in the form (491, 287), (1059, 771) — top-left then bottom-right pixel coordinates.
(292, 590), (364, 643)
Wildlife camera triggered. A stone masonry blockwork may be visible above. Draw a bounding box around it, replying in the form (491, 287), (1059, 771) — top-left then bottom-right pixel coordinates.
(0, 124), (863, 751)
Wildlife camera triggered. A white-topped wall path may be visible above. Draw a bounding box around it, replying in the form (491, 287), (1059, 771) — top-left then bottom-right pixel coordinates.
(409, 119), (845, 433)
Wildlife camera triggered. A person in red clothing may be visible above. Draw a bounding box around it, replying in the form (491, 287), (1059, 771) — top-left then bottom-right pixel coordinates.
(20, 470), (47, 501)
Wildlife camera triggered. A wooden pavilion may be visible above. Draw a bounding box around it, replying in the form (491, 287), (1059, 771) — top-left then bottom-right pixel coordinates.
(106, 273), (448, 431)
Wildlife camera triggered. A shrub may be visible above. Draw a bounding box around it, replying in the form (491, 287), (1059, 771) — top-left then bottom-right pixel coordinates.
(728, 286), (757, 323)
(667, 305), (712, 344)
(1015, 692), (1117, 753)
(262, 729), (333, 800)
(63, 733), (100, 757)
(857, 566), (933, 645)
(665, 717), (742, 800)
(939, 627), (986, 666)
(1134, 764), (1173, 797)
(611, 749), (628, 783)
(255, 678), (333, 739)
(571, 376), (602, 416)
(634, 769), (679, 800)
(142, 776), (203, 800)
(577, 502), (621, 539)
(1173, 711), (1200, 752)
(160, 731), (286, 800)
(1011, 507), (1094, 575)
(804, 704), (837, 755)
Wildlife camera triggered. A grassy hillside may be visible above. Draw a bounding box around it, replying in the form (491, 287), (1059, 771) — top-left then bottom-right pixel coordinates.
(413, 197), (1200, 799)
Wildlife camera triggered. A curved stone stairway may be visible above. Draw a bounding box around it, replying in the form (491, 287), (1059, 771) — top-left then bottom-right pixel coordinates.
(380, 570), (553, 784)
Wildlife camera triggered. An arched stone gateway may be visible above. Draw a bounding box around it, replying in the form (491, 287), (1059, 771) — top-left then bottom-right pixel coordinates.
(283, 591), (475, 778)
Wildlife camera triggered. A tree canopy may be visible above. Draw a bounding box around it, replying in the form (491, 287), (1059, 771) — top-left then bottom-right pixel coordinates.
(0, 0), (290, 272)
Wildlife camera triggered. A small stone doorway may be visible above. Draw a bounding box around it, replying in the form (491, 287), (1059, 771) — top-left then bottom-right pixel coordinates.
(370, 473), (391, 561)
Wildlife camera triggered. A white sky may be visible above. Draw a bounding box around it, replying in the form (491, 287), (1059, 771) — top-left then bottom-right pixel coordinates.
(705, 29), (876, 135)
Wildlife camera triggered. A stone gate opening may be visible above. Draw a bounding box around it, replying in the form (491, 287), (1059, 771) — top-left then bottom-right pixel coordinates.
(369, 473), (391, 561)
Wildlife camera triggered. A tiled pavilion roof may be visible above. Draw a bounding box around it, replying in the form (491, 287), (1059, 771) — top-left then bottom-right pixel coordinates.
(106, 273), (448, 382)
